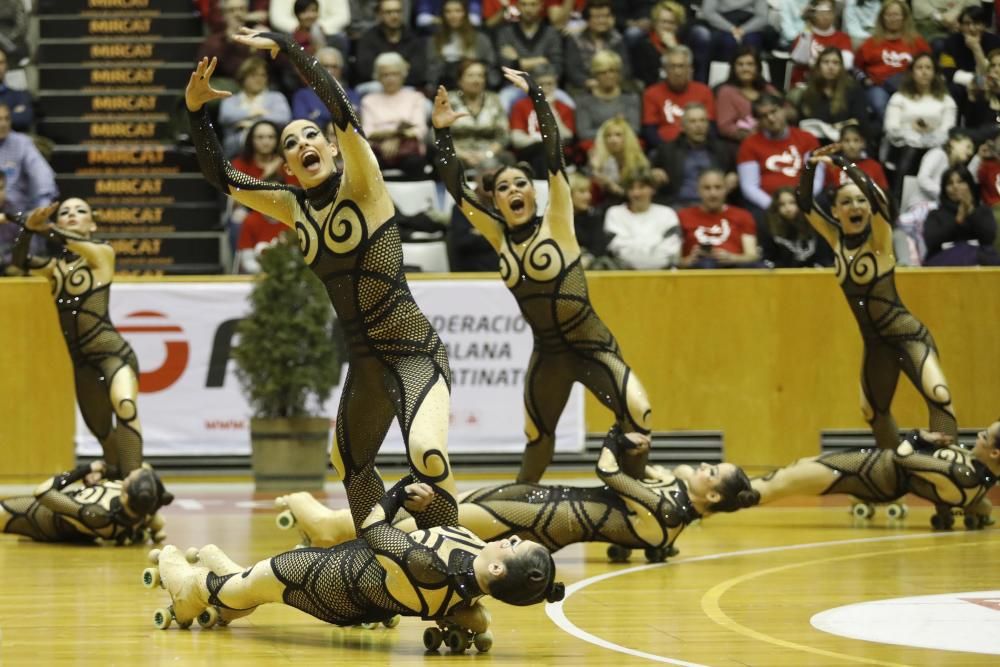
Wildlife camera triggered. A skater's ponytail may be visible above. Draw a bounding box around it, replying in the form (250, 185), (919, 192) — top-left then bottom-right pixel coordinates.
(489, 544), (562, 607)
(707, 466), (760, 514)
(125, 467), (174, 517)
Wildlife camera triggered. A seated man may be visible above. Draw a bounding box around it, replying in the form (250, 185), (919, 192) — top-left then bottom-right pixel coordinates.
(678, 169), (759, 268)
(642, 45), (715, 147)
(0, 48), (31, 132)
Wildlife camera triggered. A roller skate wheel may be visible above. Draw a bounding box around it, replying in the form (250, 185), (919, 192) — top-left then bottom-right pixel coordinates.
(473, 630), (493, 653)
(358, 622), (378, 630)
(446, 628), (471, 653)
(142, 567), (161, 589)
(851, 503), (874, 519)
(383, 615), (400, 628)
(197, 607), (220, 628)
(147, 548), (161, 565)
(423, 626), (443, 651)
(886, 503), (907, 520)
(931, 512), (955, 530)
(275, 510), (296, 530)
(185, 547), (200, 563)
(964, 514), (985, 530)
(644, 547), (668, 563)
(152, 607), (173, 630)
(607, 545), (632, 563)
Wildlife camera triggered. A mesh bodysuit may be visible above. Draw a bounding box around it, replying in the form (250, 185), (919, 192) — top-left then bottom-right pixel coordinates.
(207, 477), (486, 625)
(799, 156), (956, 448)
(1, 466), (150, 544)
(457, 440), (698, 552)
(13, 227), (142, 476)
(435, 78), (650, 482)
(189, 33), (454, 528)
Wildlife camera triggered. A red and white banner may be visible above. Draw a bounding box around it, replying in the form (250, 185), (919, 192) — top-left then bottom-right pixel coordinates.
(75, 280), (584, 457)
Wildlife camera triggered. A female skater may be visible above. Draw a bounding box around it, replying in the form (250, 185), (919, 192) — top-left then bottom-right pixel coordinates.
(144, 477), (563, 653)
(751, 423), (998, 529)
(798, 142), (957, 448)
(7, 199), (143, 478)
(432, 69), (653, 483)
(185, 37), (454, 528)
(273, 426), (761, 562)
(1, 463), (173, 544)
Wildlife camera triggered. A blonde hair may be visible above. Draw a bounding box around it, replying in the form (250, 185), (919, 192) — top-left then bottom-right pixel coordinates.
(591, 117), (649, 184)
(590, 49), (622, 76)
(873, 0), (920, 45)
(652, 0), (685, 24)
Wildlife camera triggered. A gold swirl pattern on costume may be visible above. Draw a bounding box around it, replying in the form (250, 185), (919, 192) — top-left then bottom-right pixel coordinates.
(498, 250), (517, 288)
(415, 447), (451, 485)
(847, 249), (879, 286)
(323, 200), (366, 254)
(296, 218), (319, 265)
(64, 263), (95, 297)
(524, 238), (563, 283)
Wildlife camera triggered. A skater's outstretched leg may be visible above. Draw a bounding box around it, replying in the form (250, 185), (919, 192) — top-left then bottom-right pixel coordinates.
(275, 492), (354, 547)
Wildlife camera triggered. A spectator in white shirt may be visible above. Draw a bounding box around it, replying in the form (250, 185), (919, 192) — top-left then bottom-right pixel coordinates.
(603, 170), (681, 269)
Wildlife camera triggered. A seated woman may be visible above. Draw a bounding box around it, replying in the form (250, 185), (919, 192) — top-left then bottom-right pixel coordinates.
(575, 50), (641, 154)
(631, 1), (710, 85)
(603, 170), (681, 270)
(884, 54), (957, 200)
(588, 116), (649, 205)
(758, 186), (832, 268)
(145, 476), (563, 643)
(217, 56), (292, 157)
(360, 51), (430, 178)
(715, 46), (780, 144)
(273, 426), (760, 562)
(1, 463), (173, 545)
(751, 423), (999, 528)
(228, 119), (288, 252)
(797, 48), (872, 146)
(854, 0), (930, 121)
(835, 125), (888, 192)
(425, 0), (498, 91)
(700, 0), (768, 67)
(445, 59), (510, 176)
(787, 1), (853, 86)
(923, 166), (1000, 266)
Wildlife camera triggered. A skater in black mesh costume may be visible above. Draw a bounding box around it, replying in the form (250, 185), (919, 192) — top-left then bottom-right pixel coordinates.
(274, 427), (759, 555)
(751, 422), (1000, 520)
(798, 143), (957, 448)
(5, 199), (143, 478)
(1, 463), (173, 544)
(432, 68), (653, 483)
(185, 39), (455, 529)
(145, 476), (564, 635)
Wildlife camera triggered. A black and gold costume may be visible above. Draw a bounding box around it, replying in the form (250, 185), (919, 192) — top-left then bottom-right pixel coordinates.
(13, 225), (142, 477)
(0, 465), (152, 544)
(206, 477), (491, 625)
(435, 77), (650, 482)
(189, 34), (454, 527)
(798, 155), (957, 448)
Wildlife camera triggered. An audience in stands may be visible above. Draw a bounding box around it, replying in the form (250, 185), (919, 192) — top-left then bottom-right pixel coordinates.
(444, 60), (510, 175)
(778, 0), (812, 49)
(0, 0), (27, 66)
(425, 0), (498, 91)
(913, 0), (977, 47)
(758, 186), (833, 268)
(923, 165), (1000, 265)
(292, 47), (359, 128)
(837, 124), (889, 194)
(963, 47), (1000, 136)
(361, 52), (430, 177)
(589, 116), (649, 205)
(236, 214), (288, 273)
(939, 6), (1000, 123)
(854, 0), (930, 120)
(495, 0), (565, 94)
(642, 45), (715, 147)
(604, 170), (681, 270)
(416, 0), (484, 34)
(842, 0), (881, 46)
(649, 102), (737, 208)
(575, 50), (640, 152)
(700, 0), (769, 65)
(196, 0), (269, 33)
(509, 63), (575, 174)
(0, 103), (57, 215)
(797, 48), (872, 145)
(679, 169), (759, 268)
(737, 93), (821, 214)
(354, 0), (427, 87)
(632, 1), (710, 85)
(447, 169), (496, 271)
(270, 0), (350, 52)
(715, 46), (780, 143)
(218, 56), (292, 157)
(788, 1), (854, 86)
(569, 171), (616, 269)
(563, 0), (632, 93)
(0, 49), (31, 133)
(912, 130), (976, 209)
(196, 0), (257, 83)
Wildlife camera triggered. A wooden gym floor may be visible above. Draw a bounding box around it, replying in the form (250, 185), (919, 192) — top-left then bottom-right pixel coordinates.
(1, 476), (998, 666)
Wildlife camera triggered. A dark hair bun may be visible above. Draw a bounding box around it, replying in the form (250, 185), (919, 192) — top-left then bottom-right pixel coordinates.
(738, 489), (761, 508)
(161, 491), (175, 507)
(546, 582), (565, 603)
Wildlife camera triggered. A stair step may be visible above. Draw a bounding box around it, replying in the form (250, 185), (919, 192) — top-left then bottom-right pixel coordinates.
(39, 117), (175, 144)
(57, 173), (218, 203)
(50, 145), (198, 173)
(95, 234), (224, 267)
(37, 0), (197, 14)
(37, 38), (201, 64)
(39, 14), (203, 40)
(114, 263), (226, 276)
(40, 64), (194, 90)
(39, 91), (180, 117)
(89, 202), (222, 233)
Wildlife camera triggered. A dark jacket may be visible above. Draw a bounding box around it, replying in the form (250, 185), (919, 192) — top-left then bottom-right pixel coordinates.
(923, 201), (998, 264)
(352, 26), (427, 86)
(649, 134), (736, 205)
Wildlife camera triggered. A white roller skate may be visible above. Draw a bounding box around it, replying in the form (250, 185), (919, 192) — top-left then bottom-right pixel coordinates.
(185, 544), (256, 627)
(274, 492), (354, 548)
(142, 545), (210, 630)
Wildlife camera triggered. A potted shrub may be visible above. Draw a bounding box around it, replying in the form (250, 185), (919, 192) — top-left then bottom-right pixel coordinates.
(232, 232), (341, 491)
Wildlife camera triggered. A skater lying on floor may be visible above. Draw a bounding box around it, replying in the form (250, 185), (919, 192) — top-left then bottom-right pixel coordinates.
(751, 423), (999, 528)
(143, 475), (564, 646)
(1, 462), (173, 544)
(275, 426), (760, 562)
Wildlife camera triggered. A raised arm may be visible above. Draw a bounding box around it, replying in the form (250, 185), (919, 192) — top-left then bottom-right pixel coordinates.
(796, 146), (841, 248)
(431, 86), (506, 250)
(185, 57), (298, 225)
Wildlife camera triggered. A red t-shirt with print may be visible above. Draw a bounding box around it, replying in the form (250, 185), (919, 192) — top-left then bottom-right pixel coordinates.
(737, 128), (820, 195)
(855, 36), (930, 85)
(677, 205), (757, 256)
(509, 96), (576, 137)
(790, 30), (854, 85)
(237, 211), (286, 250)
(642, 81), (715, 143)
(979, 158), (1000, 206)
(838, 157), (889, 193)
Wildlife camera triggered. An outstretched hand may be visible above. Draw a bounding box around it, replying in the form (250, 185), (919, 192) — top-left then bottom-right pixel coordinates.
(403, 482), (435, 513)
(502, 66), (531, 93)
(807, 142), (840, 166)
(185, 57), (232, 111)
(232, 26), (281, 58)
(431, 86), (468, 129)
(24, 202), (58, 232)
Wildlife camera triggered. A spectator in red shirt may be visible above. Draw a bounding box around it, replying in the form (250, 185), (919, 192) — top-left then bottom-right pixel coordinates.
(678, 169), (760, 268)
(788, 1), (854, 86)
(236, 213), (287, 273)
(642, 45), (715, 147)
(854, 0), (930, 119)
(837, 124), (889, 193)
(737, 93), (822, 213)
(509, 63), (575, 174)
